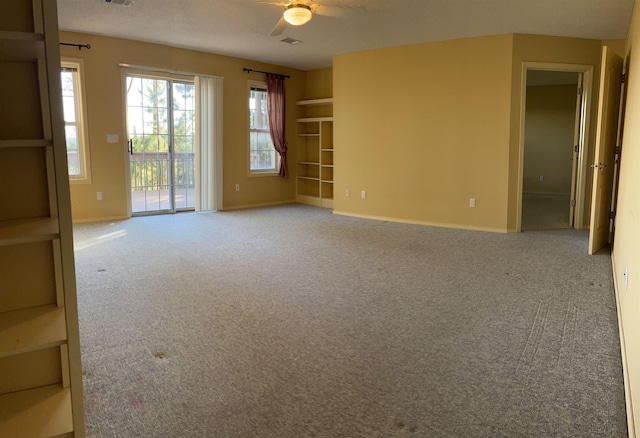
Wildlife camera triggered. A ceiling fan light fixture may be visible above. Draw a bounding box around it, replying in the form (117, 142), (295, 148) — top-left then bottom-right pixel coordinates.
(284, 4), (312, 26)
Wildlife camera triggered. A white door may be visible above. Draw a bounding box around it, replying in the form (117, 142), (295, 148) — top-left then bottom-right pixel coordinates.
(588, 47), (623, 254)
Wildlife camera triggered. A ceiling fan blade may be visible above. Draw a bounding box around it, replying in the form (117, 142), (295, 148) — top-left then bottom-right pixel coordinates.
(314, 4), (365, 18)
(270, 16), (288, 36)
(258, 0), (288, 6)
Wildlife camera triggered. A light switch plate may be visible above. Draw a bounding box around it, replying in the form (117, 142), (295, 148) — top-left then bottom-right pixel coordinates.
(107, 134), (119, 143)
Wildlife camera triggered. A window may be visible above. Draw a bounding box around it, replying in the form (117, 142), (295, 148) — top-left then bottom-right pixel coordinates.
(249, 84), (277, 173)
(61, 59), (90, 181)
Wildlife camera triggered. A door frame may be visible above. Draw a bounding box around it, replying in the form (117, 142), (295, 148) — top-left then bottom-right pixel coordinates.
(516, 62), (595, 232)
(569, 73), (584, 226)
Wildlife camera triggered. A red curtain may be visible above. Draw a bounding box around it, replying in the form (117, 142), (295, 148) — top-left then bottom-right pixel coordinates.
(266, 74), (288, 178)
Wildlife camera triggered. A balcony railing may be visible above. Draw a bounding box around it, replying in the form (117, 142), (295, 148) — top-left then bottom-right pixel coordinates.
(130, 152), (195, 212)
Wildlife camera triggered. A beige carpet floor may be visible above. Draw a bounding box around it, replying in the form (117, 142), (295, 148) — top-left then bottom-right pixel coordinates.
(73, 204), (626, 437)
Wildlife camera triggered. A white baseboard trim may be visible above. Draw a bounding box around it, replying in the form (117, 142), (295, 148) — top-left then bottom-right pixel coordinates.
(611, 256), (636, 438)
(71, 201), (298, 222)
(331, 210), (508, 234)
(221, 200), (296, 211)
(72, 215), (129, 224)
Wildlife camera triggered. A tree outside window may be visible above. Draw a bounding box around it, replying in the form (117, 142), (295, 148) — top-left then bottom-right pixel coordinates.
(249, 85), (277, 172)
(61, 60), (90, 181)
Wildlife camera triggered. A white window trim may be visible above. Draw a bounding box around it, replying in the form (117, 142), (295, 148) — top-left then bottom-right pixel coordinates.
(62, 57), (92, 184)
(248, 80), (279, 176)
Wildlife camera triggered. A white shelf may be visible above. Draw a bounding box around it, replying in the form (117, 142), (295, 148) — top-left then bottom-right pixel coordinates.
(0, 218), (59, 247)
(321, 198), (334, 209)
(0, 385), (72, 437)
(296, 98), (333, 106)
(296, 97), (333, 210)
(0, 139), (52, 148)
(0, 1), (85, 435)
(296, 194), (323, 207)
(0, 31), (44, 42)
(0, 305), (66, 358)
(0, 38), (44, 61)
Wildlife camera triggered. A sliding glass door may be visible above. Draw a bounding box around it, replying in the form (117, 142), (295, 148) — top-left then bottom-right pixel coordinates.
(126, 75), (195, 214)
(172, 82), (196, 210)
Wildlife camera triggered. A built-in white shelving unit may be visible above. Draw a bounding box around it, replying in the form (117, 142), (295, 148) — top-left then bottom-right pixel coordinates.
(296, 98), (333, 208)
(0, 1), (85, 436)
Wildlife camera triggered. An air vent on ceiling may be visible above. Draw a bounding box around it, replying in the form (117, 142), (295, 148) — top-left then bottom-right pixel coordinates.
(281, 37), (302, 45)
(105, 0), (135, 6)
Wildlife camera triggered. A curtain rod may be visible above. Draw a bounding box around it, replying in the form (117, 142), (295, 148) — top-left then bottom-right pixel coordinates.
(243, 68), (290, 79)
(60, 42), (91, 51)
(118, 63), (223, 80)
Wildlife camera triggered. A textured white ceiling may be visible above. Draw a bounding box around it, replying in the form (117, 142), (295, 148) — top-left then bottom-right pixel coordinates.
(57, 0), (635, 71)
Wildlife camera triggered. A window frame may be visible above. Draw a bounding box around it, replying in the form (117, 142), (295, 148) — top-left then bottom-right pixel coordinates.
(248, 81), (279, 176)
(61, 58), (91, 184)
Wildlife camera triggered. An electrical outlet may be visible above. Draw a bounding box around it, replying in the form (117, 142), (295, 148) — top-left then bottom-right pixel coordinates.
(361, 190), (366, 199)
(235, 184), (240, 192)
(97, 191), (103, 201)
(345, 189), (350, 197)
(540, 175), (544, 182)
(469, 198), (476, 208)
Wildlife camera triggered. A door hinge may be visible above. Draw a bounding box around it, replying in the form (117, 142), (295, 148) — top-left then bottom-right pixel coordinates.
(622, 73), (626, 84)
(615, 145), (621, 154)
(578, 86), (583, 96)
(574, 144), (579, 153)
(571, 199), (577, 207)
(610, 211), (616, 220)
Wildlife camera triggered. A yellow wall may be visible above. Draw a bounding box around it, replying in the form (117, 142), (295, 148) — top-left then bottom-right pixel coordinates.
(612, 3), (640, 436)
(60, 31), (305, 221)
(603, 39), (627, 57)
(334, 35), (515, 232)
(305, 67), (333, 99)
(523, 84), (578, 194)
(333, 34), (603, 232)
(63, 32), (606, 229)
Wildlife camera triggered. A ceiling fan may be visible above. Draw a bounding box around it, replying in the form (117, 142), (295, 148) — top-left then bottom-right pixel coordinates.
(260, 0), (365, 36)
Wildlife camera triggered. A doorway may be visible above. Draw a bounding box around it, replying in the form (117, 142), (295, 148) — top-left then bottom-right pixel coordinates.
(519, 63), (594, 232)
(125, 75), (196, 214)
